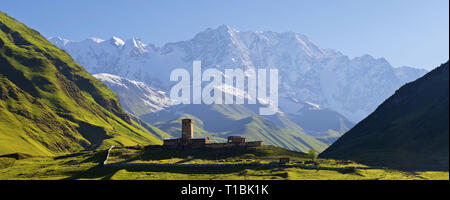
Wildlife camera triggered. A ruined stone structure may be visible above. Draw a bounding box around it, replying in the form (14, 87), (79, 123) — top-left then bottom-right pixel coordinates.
(163, 119), (264, 148)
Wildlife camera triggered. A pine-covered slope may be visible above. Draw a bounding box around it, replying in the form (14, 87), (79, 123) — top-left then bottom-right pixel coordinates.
(0, 12), (162, 156)
(320, 62), (449, 171)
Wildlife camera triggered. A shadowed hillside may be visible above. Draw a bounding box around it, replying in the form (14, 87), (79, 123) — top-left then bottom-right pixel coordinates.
(320, 62), (449, 171)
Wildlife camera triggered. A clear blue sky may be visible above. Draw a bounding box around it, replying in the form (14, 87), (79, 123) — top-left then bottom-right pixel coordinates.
(1, 0), (448, 69)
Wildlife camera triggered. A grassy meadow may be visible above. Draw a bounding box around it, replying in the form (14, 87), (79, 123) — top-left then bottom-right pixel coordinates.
(0, 146), (447, 180)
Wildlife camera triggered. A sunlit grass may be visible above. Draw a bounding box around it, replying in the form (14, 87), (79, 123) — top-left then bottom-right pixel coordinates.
(0, 146), (447, 180)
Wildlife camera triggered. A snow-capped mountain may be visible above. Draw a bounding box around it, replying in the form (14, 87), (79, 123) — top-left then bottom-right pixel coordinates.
(93, 73), (173, 116)
(49, 25), (427, 122)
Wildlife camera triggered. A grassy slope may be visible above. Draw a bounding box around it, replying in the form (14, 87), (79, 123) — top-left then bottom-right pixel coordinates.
(0, 146), (447, 180)
(0, 12), (162, 156)
(320, 62), (449, 171)
(107, 145), (312, 164)
(142, 104), (328, 152)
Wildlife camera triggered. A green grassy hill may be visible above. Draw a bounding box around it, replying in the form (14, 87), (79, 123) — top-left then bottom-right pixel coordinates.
(320, 62), (449, 171)
(0, 11), (163, 156)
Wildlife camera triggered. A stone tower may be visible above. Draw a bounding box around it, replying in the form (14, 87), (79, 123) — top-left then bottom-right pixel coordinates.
(181, 119), (193, 139)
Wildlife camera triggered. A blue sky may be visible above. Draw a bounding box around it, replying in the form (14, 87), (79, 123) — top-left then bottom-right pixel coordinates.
(1, 0), (448, 70)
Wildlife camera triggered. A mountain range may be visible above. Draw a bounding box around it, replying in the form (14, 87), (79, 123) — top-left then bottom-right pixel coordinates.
(320, 62), (449, 171)
(49, 25), (427, 123)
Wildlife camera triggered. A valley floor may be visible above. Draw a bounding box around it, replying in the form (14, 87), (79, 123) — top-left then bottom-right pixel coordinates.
(0, 146), (448, 180)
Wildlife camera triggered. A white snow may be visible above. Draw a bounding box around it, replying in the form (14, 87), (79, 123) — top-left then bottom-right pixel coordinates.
(110, 36), (125, 46)
(94, 73), (174, 113)
(52, 26), (427, 122)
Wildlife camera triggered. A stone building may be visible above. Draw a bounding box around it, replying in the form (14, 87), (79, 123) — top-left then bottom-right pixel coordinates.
(163, 119), (263, 148)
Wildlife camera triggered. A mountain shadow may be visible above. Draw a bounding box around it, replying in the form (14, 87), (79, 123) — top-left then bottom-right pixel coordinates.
(320, 62), (449, 171)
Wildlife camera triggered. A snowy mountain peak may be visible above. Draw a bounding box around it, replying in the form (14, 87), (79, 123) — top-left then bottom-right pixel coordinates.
(124, 37), (149, 54)
(109, 36), (125, 46)
(217, 24), (239, 34)
(48, 36), (70, 46)
(193, 25), (239, 41)
(88, 37), (104, 43)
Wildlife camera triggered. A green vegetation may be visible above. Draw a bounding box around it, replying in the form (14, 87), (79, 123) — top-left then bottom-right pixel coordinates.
(107, 145), (313, 165)
(0, 145), (447, 180)
(321, 62), (449, 171)
(0, 11), (163, 156)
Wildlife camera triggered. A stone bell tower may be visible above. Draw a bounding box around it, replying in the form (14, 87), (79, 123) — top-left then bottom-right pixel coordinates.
(181, 119), (193, 139)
